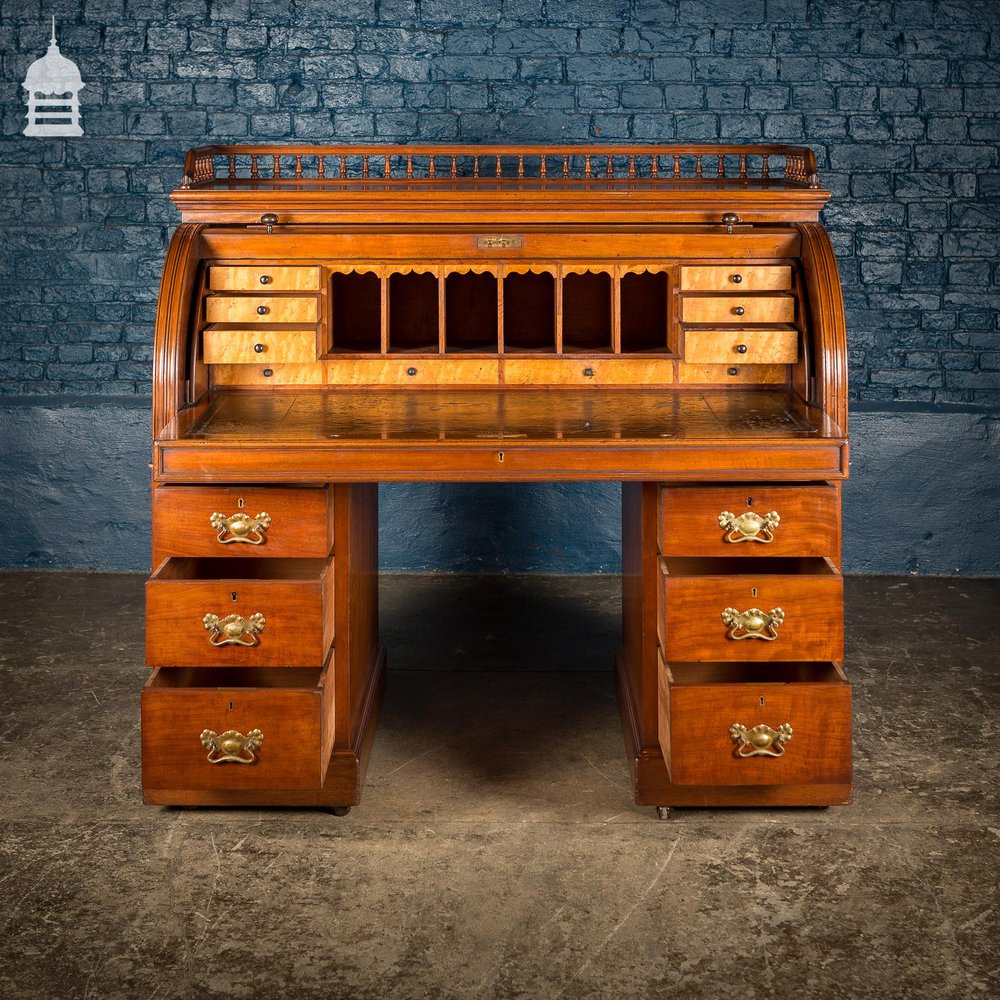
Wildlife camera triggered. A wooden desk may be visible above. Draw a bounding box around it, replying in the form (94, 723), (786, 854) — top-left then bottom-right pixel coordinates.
(143, 144), (851, 815)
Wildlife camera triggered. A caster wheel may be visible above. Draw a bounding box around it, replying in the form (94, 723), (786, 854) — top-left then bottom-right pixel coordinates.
(329, 806), (351, 817)
(656, 806), (671, 821)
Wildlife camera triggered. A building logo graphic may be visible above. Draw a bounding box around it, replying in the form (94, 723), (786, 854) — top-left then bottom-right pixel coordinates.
(23, 18), (85, 137)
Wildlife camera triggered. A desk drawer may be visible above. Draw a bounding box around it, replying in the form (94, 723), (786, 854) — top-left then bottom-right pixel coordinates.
(205, 296), (319, 324)
(203, 328), (319, 365)
(325, 358), (500, 386)
(681, 295), (795, 324)
(658, 654), (851, 786)
(142, 659), (334, 792)
(209, 266), (320, 292)
(153, 486), (334, 559)
(657, 557), (843, 662)
(146, 557), (335, 668)
(683, 328), (798, 365)
(503, 358), (675, 386)
(679, 265), (792, 292)
(658, 485), (840, 559)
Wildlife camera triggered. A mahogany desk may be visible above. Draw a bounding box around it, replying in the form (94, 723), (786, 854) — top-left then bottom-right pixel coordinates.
(143, 144), (851, 816)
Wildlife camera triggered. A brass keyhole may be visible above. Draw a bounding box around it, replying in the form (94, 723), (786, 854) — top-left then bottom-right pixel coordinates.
(237, 497), (245, 509)
(228, 701), (235, 711)
(759, 696), (765, 707)
(751, 587), (757, 598)
(231, 591), (238, 602)
(746, 497), (753, 507)
(497, 451), (504, 463)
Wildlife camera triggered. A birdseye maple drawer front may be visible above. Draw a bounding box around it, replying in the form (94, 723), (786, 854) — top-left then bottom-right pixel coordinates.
(325, 358), (500, 386)
(681, 295), (795, 324)
(503, 358), (675, 386)
(657, 655), (852, 786)
(203, 328), (319, 365)
(208, 266), (321, 291)
(657, 557), (844, 663)
(212, 363), (324, 387)
(679, 265), (792, 292)
(205, 296), (319, 324)
(658, 484), (840, 559)
(683, 328), (798, 365)
(146, 557), (335, 668)
(152, 486), (334, 559)
(141, 661), (334, 792)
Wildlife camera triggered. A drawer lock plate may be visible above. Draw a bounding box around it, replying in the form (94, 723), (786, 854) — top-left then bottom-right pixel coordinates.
(729, 723), (793, 758)
(200, 728), (264, 765)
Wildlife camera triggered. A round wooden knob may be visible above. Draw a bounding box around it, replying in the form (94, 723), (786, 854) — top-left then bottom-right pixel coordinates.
(259, 275), (272, 285)
(732, 306), (745, 316)
(254, 343), (265, 353)
(730, 273), (743, 284)
(736, 344), (748, 354)
(257, 305), (269, 315)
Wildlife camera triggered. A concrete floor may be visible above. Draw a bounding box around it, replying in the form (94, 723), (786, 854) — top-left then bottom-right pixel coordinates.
(0, 573), (998, 1000)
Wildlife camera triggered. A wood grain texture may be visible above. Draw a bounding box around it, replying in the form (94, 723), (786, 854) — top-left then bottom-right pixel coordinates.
(659, 654), (852, 786)
(658, 483), (841, 559)
(677, 363), (788, 385)
(681, 295), (795, 324)
(657, 557), (844, 662)
(325, 358), (500, 385)
(205, 296), (319, 324)
(209, 266), (320, 291)
(141, 657), (334, 791)
(203, 328), (319, 364)
(212, 363), (324, 386)
(684, 328), (798, 365)
(503, 358), (675, 385)
(145, 556), (335, 667)
(679, 265), (792, 291)
(152, 485), (334, 561)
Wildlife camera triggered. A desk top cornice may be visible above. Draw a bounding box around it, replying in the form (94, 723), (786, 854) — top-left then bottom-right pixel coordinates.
(172, 143), (831, 224)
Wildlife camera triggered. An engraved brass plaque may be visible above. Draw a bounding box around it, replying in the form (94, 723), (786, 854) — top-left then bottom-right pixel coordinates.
(476, 235), (523, 249)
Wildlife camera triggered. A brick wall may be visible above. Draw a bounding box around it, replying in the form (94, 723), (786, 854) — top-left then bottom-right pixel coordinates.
(1, 0), (998, 403)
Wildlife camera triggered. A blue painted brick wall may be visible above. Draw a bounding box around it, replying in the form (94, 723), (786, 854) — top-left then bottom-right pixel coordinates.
(1, 0), (998, 404)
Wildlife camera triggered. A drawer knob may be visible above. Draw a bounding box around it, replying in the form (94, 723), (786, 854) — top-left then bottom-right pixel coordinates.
(729, 723), (793, 759)
(732, 306), (745, 316)
(721, 211), (740, 233)
(721, 606), (785, 641)
(210, 510), (271, 545)
(261, 213), (278, 233)
(730, 273), (743, 284)
(203, 611), (266, 647)
(259, 275), (272, 285)
(718, 509), (780, 544)
(256, 305), (269, 315)
(583, 367), (595, 377)
(254, 342), (265, 353)
(407, 367), (418, 376)
(735, 343), (748, 354)
(200, 728), (264, 765)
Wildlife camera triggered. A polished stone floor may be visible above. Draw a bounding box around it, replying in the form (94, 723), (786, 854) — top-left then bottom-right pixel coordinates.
(0, 572), (997, 999)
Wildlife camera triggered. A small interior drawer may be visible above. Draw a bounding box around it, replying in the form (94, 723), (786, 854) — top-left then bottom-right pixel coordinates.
(683, 328), (798, 365)
(208, 266), (320, 291)
(681, 295), (795, 324)
(679, 265), (792, 292)
(658, 484), (840, 559)
(203, 328), (319, 365)
(141, 657), (334, 792)
(205, 296), (319, 324)
(146, 557), (335, 668)
(503, 358), (675, 386)
(325, 358), (500, 386)
(657, 557), (843, 662)
(658, 653), (851, 786)
(153, 486), (334, 559)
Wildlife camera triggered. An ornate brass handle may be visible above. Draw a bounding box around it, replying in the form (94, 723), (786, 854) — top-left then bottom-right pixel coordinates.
(718, 510), (780, 544)
(203, 612), (266, 646)
(721, 606), (784, 641)
(729, 723), (792, 758)
(200, 728), (264, 764)
(210, 510), (271, 545)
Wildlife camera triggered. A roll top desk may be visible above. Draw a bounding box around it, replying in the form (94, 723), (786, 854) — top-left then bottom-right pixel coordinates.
(145, 144), (850, 814)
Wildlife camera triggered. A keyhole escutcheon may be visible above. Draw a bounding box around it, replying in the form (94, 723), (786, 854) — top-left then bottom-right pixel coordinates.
(497, 451), (504, 463)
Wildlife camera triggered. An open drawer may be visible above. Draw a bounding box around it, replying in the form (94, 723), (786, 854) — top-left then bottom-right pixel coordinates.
(146, 557), (335, 668)
(657, 557), (843, 662)
(657, 654), (852, 786)
(142, 657), (335, 793)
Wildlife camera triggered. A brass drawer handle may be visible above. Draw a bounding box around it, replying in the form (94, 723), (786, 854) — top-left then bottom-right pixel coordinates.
(721, 606), (784, 641)
(718, 509), (780, 544)
(729, 723), (792, 758)
(210, 510), (271, 545)
(200, 728), (264, 764)
(203, 612), (266, 646)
